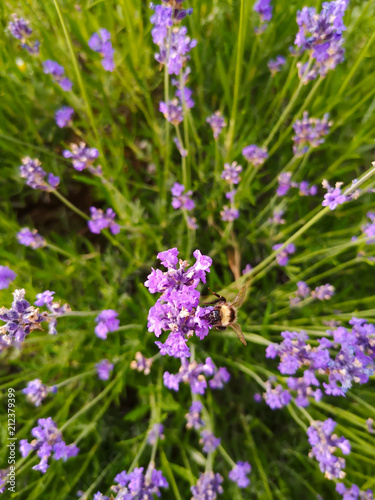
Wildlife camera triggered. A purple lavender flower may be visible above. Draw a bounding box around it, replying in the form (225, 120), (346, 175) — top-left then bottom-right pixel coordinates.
(276, 172), (292, 196)
(88, 207), (120, 235)
(242, 145), (268, 167)
(362, 212), (375, 244)
(307, 419), (350, 479)
(19, 417), (78, 473)
(200, 430), (221, 453)
(0, 470), (7, 494)
(88, 29), (115, 71)
(159, 99), (183, 124)
(8, 14), (32, 41)
(297, 281), (311, 298)
(221, 162), (242, 185)
(242, 264), (253, 275)
(292, 112), (332, 157)
(35, 290), (55, 307)
(220, 206), (239, 222)
(185, 400), (205, 430)
(322, 180), (348, 210)
(172, 75), (195, 109)
(311, 284), (335, 300)
(22, 379), (57, 407)
(0, 266), (16, 290)
(145, 248), (213, 358)
(367, 418), (374, 434)
(171, 182), (195, 210)
(229, 461), (251, 488)
(110, 466), (168, 498)
(96, 359), (114, 380)
(272, 243), (296, 266)
(264, 380), (292, 409)
(254, 393), (262, 402)
(191, 471), (223, 500)
(298, 180), (318, 196)
(93, 493), (109, 500)
(17, 227), (46, 249)
(268, 209), (285, 225)
(43, 60), (73, 91)
(336, 483), (374, 500)
(55, 107), (74, 128)
(173, 136), (188, 157)
(130, 351), (153, 375)
(94, 310), (120, 339)
(209, 367), (230, 389)
(266, 330), (311, 375)
(147, 423), (164, 445)
(268, 56), (286, 76)
(187, 216), (198, 230)
(63, 142), (99, 171)
(0, 289), (48, 346)
(207, 111), (226, 139)
(287, 371), (323, 407)
(254, 0), (273, 33)
(150, 4), (173, 47)
(19, 157), (59, 191)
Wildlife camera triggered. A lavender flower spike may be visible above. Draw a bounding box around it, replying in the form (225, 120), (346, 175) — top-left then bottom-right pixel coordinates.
(130, 351), (153, 375)
(207, 111), (226, 139)
(88, 28), (115, 72)
(63, 142), (99, 171)
(229, 461), (252, 488)
(0, 266), (16, 290)
(22, 379), (57, 407)
(268, 56), (286, 76)
(88, 207), (120, 235)
(55, 107), (74, 128)
(43, 60), (73, 91)
(19, 157), (59, 191)
(191, 472), (223, 500)
(95, 310), (120, 339)
(96, 359), (114, 380)
(254, 0), (273, 33)
(17, 227), (46, 249)
(221, 162), (242, 185)
(322, 180), (348, 210)
(242, 145), (268, 167)
(272, 243), (296, 266)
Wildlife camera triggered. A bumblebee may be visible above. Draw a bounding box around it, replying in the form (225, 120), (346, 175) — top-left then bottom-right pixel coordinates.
(206, 286), (247, 345)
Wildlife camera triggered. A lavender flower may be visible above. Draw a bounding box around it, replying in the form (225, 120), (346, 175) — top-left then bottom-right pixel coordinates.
(88, 207), (120, 235)
(35, 290), (55, 307)
(96, 359), (114, 381)
(171, 182), (195, 210)
(55, 107), (74, 128)
(43, 60), (73, 91)
(254, 0), (272, 33)
(207, 111), (226, 139)
(220, 206), (239, 222)
(19, 157), (59, 191)
(22, 379), (57, 407)
(185, 400), (205, 430)
(336, 483), (374, 499)
(200, 430), (221, 453)
(298, 180), (318, 196)
(307, 419), (350, 479)
(276, 172), (293, 196)
(287, 371), (323, 407)
(63, 142), (99, 171)
(221, 162), (242, 185)
(228, 461), (251, 488)
(268, 209), (285, 225)
(88, 29), (115, 71)
(19, 417), (79, 473)
(173, 136), (188, 157)
(362, 212), (375, 244)
(272, 243), (296, 266)
(145, 248), (213, 358)
(0, 470), (7, 494)
(93, 493), (109, 500)
(94, 310), (120, 340)
(242, 145), (268, 167)
(311, 284), (335, 300)
(130, 352), (153, 375)
(191, 471), (223, 500)
(242, 264), (253, 275)
(17, 227), (46, 249)
(187, 216), (198, 230)
(292, 112), (332, 157)
(0, 267), (16, 290)
(159, 99), (183, 124)
(172, 74), (195, 109)
(8, 14), (39, 54)
(268, 56), (286, 76)
(110, 466), (168, 498)
(264, 380), (292, 409)
(147, 423), (164, 445)
(0, 289), (48, 346)
(322, 180), (348, 210)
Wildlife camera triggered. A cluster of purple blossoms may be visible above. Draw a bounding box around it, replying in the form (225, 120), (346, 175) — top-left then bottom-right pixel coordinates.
(292, 112), (332, 157)
(17, 227), (46, 249)
(8, 14), (39, 54)
(200, 429), (221, 453)
(307, 419), (350, 479)
(20, 417), (79, 473)
(147, 423), (165, 445)
(0, 266), (16, 290)
(336, 483), (374, 499)
(88, 207), (120, 235)
(264, 379), (292, 409)
(43, 60), (73, 91)
(276, 172), (317, 197)
(322, 180), (349, 210)
(220, 162), (242, 222)
(22, 379), (57, 407)
(164, 357), (230, 394)
(94, 310), (120, 339)
(34, 290), (71, 336)
(253, 0), (273, 33)
(88, 28), (115, 71)
(268, 56), (286, 76)
(19, 157), (60, 191)
(272, 243), (296, 266)
(221, 162), (242, 185)
(172, 69), (195, 109)
(207, 111), (226, 140)
(0, 289), (48, 346)
(268, 208), (285, 225)
(171, 182), (195, 210)
(96, 359), (114, 381)
(242, 264), (253, 275)
(295, 0), (349, 83)
(63, 142), (99, 172)
(191, 471), (223, 500)
(101, 466), (168, 498)
(130, 351), (153, 375)
(55, 106), (74, 128)
(362, 212), (375, 244)
(185, 400), (205, 430)
(144, 248), (213, 358)
(290, 281), (335, 305)
(229, 461), (251, 489)
(159, 99), (183, 125)
(242, 145), (268, 167)
(173, 136), (188, 157)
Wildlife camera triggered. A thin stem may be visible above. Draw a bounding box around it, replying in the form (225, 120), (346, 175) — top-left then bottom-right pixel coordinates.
(52, 189), (89, 220)
(175, 125), (187, 186)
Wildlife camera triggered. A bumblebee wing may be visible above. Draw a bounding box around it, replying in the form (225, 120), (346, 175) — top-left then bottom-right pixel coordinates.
(230, 322), (247, 346)
(230, 286), (247, 309)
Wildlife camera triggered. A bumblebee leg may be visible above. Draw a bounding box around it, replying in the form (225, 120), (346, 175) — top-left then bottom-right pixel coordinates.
(208, 287), (226, 302)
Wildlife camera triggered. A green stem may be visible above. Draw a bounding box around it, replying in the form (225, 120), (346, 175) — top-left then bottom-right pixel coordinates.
(52, 189), (89, 220)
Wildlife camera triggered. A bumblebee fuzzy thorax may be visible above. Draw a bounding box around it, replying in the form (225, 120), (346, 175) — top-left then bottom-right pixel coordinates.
(219, 304), (237, 327)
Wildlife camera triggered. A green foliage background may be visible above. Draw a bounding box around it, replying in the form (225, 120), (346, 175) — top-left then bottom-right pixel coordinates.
(1, 0), (375, 498)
